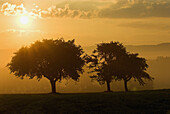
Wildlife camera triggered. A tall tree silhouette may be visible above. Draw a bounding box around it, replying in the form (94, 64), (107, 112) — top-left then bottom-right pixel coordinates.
(114, 53), (153, 92)
(86, 41), (127, 92)
(7, 39), (85, 93)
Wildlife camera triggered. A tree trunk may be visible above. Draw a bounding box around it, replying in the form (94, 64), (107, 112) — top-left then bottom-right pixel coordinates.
(106, 81), (111, 92)
(124, 80), (128, 92)
(50, 80), (56, 93)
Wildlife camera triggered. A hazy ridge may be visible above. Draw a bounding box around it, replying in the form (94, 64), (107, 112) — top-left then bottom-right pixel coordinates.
(84, 42), (170, 59)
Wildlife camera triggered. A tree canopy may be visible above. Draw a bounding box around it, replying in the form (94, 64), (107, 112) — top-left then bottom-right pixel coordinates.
(86, 41), (153, 92)
(113, 53), (153, 91)
(86, 41), (127, 92)
(7, 39), (86, 93)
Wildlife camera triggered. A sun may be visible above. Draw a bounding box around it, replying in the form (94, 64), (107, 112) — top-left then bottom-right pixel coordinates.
(17, 15), (33, 29)
(20, 16), (29, 25)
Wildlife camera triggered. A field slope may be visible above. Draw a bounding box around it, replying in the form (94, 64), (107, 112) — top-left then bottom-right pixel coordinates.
(0, 89), (170, 113)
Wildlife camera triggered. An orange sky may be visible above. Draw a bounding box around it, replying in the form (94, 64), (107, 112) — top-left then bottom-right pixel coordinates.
(0, 0), (170, 49)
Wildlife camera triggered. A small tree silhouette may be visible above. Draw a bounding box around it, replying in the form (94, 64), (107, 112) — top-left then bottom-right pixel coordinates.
(86, 41), (153, 92)
(114, 53), (153, 92)
(7, 39), (85, 93)
(86, 41), (127, 92)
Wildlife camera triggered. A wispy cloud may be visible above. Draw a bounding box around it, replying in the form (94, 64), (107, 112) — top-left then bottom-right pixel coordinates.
(40, 4), (98, 18)
(1, 0), (170, 18)
(98, 0), (170, 18)
(0, 2), (97, 18)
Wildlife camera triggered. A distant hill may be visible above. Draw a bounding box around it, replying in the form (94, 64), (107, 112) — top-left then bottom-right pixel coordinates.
(1, 42), (170, 61)
(127, 43), (170, 52)
(84, 43), (170, 59)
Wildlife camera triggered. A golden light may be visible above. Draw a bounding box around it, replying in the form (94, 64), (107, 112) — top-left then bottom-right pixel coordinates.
(20, 16), (29, 25)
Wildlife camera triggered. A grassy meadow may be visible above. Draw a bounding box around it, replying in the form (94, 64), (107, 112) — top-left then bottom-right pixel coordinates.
(0, 89), (169, 113)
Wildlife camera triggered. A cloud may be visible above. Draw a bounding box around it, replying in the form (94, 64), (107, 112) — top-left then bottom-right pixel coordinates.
(39, 4), (99, 18)
(1, 2), (27, 16)
(98, 0), (170, 18)
(1, 0), (170, 18)
(0, 2), (98, 18)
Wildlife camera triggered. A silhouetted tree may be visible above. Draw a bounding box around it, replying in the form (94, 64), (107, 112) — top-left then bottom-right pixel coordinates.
(114, 53), (153, 92)
(7, 39), (85, 93)
(86, 41), (127, 92)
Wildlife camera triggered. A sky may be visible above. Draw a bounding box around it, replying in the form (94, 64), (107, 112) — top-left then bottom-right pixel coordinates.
(0, 0), (170, 49)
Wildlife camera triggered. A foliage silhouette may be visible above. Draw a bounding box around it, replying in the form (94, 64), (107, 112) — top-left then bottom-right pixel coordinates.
(7, 39), (85, 93)
(113, 53), (153, 92)
(86, 41), (153, 92)
(86, 41), (127, 92)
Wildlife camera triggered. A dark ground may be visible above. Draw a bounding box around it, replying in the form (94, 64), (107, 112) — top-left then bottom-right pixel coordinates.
(0, 89), (170, 113)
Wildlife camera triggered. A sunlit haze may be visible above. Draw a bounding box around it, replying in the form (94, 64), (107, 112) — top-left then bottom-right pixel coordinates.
(19, 16), (29, 25)
(0, 0), (170, 94)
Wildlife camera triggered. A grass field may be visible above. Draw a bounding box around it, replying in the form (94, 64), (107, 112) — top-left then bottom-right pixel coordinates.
(0, 89), (170, 113)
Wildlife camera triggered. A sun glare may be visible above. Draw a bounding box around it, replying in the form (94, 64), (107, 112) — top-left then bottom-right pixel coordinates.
(20, 16), (29, 25)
